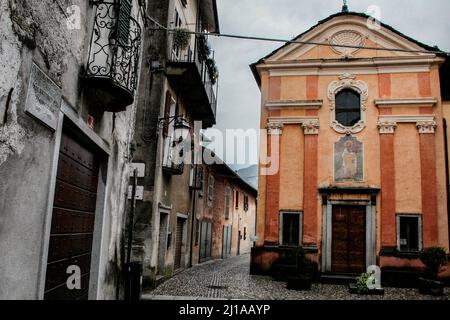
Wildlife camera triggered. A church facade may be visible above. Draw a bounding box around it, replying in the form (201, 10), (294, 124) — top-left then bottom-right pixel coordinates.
(251, 10), (450, 278)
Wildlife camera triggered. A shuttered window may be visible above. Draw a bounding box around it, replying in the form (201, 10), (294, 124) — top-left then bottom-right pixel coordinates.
(163, 91), (172, 136)
(117, 0), (132, 47)
(208, 174), (214, 204)
(225, 187), (231, 220)
(198, 167), (204, 193)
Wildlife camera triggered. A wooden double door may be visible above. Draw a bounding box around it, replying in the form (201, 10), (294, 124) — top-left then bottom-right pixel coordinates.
(44, 132), (100, 300)
(331, 205), (366, 273)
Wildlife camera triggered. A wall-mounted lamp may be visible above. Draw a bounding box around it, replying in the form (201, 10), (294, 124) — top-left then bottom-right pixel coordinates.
(173, 116), (191, 141)
(157, 114), (191, 144)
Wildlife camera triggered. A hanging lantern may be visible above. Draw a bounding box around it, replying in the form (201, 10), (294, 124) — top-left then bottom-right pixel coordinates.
(173, 116), (191, 143)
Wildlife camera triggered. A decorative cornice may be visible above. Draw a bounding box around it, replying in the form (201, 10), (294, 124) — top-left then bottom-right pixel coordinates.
(378, 115), (435, 123)
(377, 115), (437, 134)
(377, 120), (397, 134)
(267, 116), (319, 125)
(257, 54), (444, 75)
(416, 120), (437, 134)
(301, 120), (320, 135)
(268, 65), (432, 77)
(266, 122), (283, 135)
(265, 99), (323, 110)
(375, 98), (438, 108)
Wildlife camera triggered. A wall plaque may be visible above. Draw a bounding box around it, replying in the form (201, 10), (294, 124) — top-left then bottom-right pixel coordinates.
(24, 63), (61, 130)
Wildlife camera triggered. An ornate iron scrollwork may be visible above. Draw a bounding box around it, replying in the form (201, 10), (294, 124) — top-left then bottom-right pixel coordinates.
(86, 1), (142, 97)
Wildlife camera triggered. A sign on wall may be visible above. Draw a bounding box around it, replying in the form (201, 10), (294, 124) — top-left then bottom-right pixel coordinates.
(24, 63), (62, 130)
(334, 135), (364, 182)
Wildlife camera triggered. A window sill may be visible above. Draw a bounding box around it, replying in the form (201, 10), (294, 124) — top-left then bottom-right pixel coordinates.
(379, 248), (420, 259)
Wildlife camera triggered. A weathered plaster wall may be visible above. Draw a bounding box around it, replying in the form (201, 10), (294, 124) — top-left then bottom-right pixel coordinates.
(0, 0), (142, 299)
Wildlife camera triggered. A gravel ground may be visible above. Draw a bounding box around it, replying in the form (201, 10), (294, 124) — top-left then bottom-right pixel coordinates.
(142, 254), (450, 300)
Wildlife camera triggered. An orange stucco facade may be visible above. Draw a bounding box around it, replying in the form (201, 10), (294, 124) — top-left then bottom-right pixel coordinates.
(251, 12), (450, 277)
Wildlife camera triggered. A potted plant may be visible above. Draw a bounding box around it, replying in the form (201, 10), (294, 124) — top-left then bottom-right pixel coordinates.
(418, 247), (448, 296)
(197, 34), (211, 61)
(349, 271), (384, 295)
(285, 247), (315, 291)
(173, 28), (191, 51)
(205, 58), (218, 85)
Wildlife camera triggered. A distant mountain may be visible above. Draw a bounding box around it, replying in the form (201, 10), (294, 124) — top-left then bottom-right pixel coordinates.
(235, 164), (258, 190)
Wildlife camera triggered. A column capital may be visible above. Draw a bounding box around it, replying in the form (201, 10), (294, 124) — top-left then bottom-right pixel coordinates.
(302, 120), (320, 135)
(417, 120), (437, 134)
(377, 120), (397, 134)
(267, 122), (283, 135)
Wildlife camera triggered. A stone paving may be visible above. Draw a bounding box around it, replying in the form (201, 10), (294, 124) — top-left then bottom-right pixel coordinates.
(142, 254), (450, 300)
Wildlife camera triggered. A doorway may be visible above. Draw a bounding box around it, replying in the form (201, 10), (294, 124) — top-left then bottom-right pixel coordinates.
(157, 211), (169, 275)
(331, 205), (366, 273)
(199, 220), (212, 263)
(174, 217), (187, 270)
(44, 131), (100, 300)
(222, 225), (232, 259)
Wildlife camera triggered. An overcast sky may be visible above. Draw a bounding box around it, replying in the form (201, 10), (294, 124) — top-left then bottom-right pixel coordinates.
(204, 0), (450, 166)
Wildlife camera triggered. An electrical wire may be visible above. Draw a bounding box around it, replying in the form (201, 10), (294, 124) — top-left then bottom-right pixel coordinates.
(144, 17), (450, 56)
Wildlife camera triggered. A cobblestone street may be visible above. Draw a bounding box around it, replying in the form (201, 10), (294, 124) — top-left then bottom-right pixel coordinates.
(142, 254), (450, 300)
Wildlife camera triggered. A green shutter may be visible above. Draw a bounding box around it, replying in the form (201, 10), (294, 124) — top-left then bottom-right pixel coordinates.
(117, 0), (132, 47)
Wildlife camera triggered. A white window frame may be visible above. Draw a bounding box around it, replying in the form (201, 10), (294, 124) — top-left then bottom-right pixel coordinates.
(396, 214), (422, 252)
(279, 211), (303, 247)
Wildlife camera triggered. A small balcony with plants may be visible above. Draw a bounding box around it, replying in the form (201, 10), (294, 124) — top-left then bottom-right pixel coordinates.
(83, 0), (142, 113)
(166, 29), (218, 128)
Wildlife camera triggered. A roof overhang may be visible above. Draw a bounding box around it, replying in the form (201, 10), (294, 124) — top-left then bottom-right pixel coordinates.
(200, 0), (220, 33)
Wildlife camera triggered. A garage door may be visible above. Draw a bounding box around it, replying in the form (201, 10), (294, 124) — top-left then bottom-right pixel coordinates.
(174, 218), (185, 270)
(44, 132), (100, 300)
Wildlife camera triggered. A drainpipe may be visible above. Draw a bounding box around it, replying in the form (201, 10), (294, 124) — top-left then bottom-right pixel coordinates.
(444, 119), (450, 250)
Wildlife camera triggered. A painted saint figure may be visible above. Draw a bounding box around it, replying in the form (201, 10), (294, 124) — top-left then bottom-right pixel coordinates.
(340, 140), (357, 179)
(335, 136), (363, 182)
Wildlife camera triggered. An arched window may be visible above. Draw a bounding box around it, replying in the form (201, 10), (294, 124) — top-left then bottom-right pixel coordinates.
(335, 89), (361, 127)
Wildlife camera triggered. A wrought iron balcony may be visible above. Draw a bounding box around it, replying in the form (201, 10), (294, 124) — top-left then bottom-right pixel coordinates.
(84, 1), (142, 112)
(166, 32), (218, 128)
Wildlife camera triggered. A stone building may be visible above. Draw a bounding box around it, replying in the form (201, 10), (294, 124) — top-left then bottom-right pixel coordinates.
(251, 8), (450, 280)
(130, 0), (220, 288)
(0, 0), (145, 299)
(190, 150), (257, 264)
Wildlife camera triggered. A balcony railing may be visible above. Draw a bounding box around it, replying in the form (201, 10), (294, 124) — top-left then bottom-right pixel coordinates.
(166, 32), (218, 127)
(84, 1), (142, 112)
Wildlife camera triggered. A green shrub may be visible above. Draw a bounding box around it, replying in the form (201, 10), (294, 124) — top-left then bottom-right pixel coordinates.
(419, 247), (448, 279)
(355, 272), (374, 293)
(197, 34), (211, 61)
(173, 28), (191, 50)
(205, 58), (218, 84)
